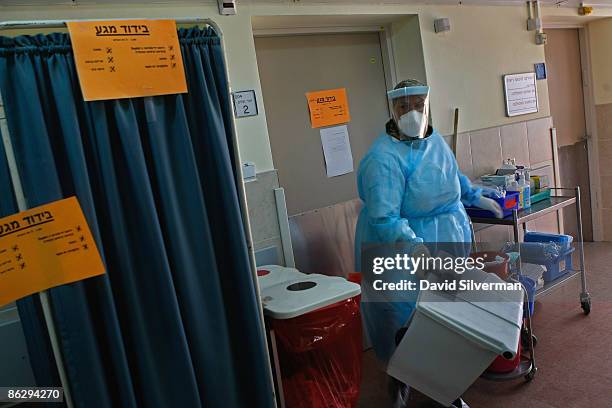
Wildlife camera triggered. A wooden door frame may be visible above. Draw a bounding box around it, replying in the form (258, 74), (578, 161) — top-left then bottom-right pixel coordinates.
(543, 23), (602, 241)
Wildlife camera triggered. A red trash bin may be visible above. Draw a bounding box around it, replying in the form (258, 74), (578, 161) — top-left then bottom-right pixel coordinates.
(262, 272), (362, 408)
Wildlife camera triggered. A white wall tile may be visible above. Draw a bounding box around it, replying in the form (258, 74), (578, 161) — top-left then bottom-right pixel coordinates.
(534, 211), (560, 234)
(455, 132), (474, 179)
(478, 225), (511, 243)
(599, 139), (612, 177)
(500, 122), (530, 167)
(442, 134), (453, 146)
(527, 117), (554, 165)
(470, 127), (502, 177)
(244, 170), (282, 246)
(530, 164), (555, 185)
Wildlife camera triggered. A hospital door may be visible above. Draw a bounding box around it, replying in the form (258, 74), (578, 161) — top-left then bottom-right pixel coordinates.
(255, 32), (390, 216)
(545, 28), (593, 241)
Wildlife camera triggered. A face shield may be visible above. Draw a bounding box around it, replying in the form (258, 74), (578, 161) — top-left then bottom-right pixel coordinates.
(387, 85), (430, 140)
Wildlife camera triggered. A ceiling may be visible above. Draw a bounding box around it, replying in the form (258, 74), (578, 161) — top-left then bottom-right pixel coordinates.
(249, 0), (612, 6)
(252, 14), (408, 31)
(2, 0), (612, 10)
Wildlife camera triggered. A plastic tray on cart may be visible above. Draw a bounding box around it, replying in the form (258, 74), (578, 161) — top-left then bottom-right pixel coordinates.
(530, 189), (551, 204)
(524, 231), (573, 251)
(466, 191), (520, 218)
(521, 247), (575, 283)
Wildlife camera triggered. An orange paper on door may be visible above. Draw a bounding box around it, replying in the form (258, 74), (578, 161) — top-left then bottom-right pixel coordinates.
(306, 88), (351, 128)
(0, 197), (106, 307)
(67, 19), (187, 101)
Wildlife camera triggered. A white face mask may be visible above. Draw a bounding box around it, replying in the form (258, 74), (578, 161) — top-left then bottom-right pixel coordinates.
(398, 110), (427, 139)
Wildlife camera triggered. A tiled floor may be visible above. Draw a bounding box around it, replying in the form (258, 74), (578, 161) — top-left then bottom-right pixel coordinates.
(359, 242), (612, 408)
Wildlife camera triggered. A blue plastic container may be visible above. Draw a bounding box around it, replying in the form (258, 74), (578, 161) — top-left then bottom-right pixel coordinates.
(518, 275), (536, 317)
(524, 231), (573, 251)
(517, 242), (561, 262)
(465, 191), (520, 218)
(521, 246), (575, 282)
(541, 247), (575, 282)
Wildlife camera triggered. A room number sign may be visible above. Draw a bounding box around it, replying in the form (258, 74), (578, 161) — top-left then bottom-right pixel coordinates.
(232, 90), (258, 118)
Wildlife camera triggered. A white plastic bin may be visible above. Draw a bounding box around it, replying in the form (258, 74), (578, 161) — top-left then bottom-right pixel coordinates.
(387, 268), (523, 406)
(256, 265), (306, 290)
(261, 274), (360, 319)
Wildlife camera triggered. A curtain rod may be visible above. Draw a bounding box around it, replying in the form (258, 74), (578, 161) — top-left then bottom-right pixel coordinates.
(0, 18), (222, 37)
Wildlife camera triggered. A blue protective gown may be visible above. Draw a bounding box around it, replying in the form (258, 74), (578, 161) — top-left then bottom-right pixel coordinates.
(355, 130), (482, 361)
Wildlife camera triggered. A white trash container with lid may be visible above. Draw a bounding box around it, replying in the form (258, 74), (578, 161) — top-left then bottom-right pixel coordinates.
(387, 268), (523, 406)
(261, 274), (360, 319)
(256, 265), (305, 291)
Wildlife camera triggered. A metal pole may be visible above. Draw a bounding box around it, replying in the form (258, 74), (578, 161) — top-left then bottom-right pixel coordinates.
(452, 108), (459, 156)
(512, 209), (520, 243)
(0, 17), (217, 31)
(0, 91), (74, 408)
(523, 282), (537, 378)
(274, 188), (295, 268)
(575, 187), (590, 300)
(469, 220), (478, 253)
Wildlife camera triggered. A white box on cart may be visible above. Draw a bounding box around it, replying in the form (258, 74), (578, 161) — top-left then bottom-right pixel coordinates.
(387, 268), (524, 406)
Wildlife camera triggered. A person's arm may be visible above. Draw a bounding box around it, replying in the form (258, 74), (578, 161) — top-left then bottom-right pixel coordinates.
(360, 157), (423, 243)
(458, 173), (483, 207)
(459, 173), (503, 218)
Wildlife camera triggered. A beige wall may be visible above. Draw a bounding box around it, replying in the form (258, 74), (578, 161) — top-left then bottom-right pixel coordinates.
(1, 2), (552, 172)
(251, 4), (551, 136)
(390, 15), (428, 85)
(544, 29), (586, 147)
(595, 103), (612, 241)
(540, 8), (612, 106)
(588, 17), (612, 105)
(408, 5), (550, 136)
(588, 18), (612, 241)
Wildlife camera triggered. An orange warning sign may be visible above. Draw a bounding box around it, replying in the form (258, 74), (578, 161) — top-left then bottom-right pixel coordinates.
(0, 197), (106, 307)
(67, 19), (187, 101)
(305, 88), (351, 128)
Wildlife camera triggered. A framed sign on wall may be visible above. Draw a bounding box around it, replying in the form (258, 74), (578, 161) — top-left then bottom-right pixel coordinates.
(503, 72), (539, 117)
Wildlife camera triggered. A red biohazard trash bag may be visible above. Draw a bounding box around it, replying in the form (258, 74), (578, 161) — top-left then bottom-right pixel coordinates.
(270, 296), (362, 408)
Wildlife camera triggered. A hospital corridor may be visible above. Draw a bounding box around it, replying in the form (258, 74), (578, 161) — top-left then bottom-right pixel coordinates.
(0, 1), (611, 408)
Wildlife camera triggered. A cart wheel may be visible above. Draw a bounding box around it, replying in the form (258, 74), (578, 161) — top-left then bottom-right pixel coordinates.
(525, 367), (537, 382)
(581, 299), (591, 315)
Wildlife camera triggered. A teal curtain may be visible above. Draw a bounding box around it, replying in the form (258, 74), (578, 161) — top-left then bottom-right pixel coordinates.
(0, 28), (274, 407)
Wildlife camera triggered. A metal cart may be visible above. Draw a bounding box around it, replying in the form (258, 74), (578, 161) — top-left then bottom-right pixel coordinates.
(470, 187), (592, 382)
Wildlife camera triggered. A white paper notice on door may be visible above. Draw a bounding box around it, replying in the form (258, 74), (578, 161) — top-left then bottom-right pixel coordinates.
(320, 125), (354, 178)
